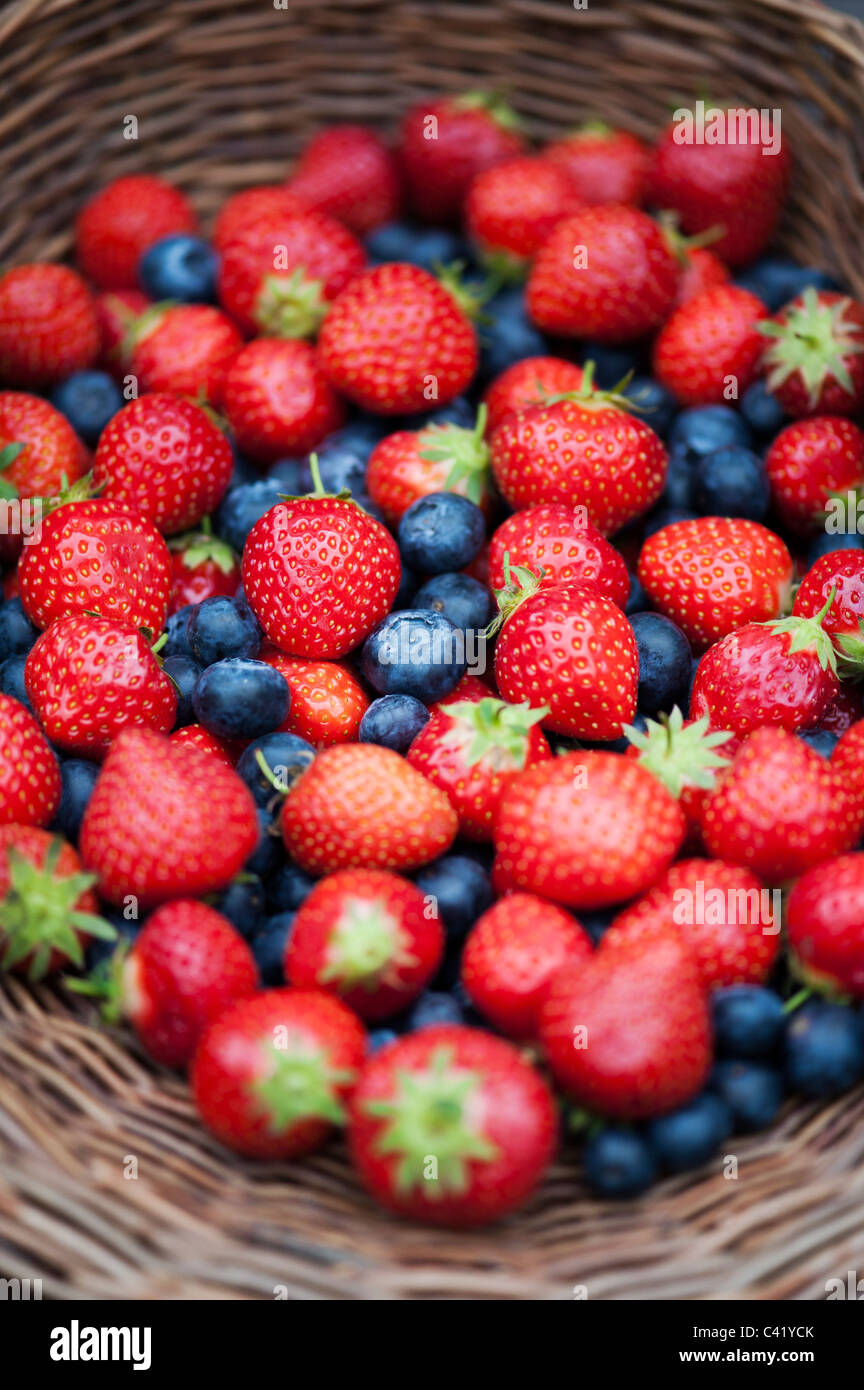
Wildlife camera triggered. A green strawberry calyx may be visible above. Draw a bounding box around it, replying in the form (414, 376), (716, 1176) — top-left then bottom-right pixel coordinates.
(255, 267), (328, 340)
(365, 1046), (499, 1197)
(417, 404), (491, 506)
(280, 453), (356, 507)
(121, 300), (177, 355)
(254, 1038), (356, 1132)
(169, 516), (237, 575)
(435, 261), (497, 321)
(444, 696), (549, 771)
(0, 841), (116, 983)
(542, 359), (635, 414)
(758, 586), (839, 676)
(0, 442), (25, 502)
(452, 90), (522, 133)
(487, 551), (546, 635)
(320, 898), (417, 993)
(656, 209), (725, 269)
(758, 286), (864, 410)
(66, 936), (132, 1025)
(624, 706), (733, 798)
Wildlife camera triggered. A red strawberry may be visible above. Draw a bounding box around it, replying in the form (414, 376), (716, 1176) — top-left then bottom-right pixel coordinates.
(625, 706), (735, 831)
(223, 339), (345, 463)
(489, 370), (667, 534)
(26, 615), (177, 758)
(115, 900), (258, 1066)
(787, 853), (864, 998)
(192, 988), (366, 1159)
(128, 303), (243, 406)
(540, 933), (711, 1118)
(281, 744), (457, 874)
(648, 113), (789, 267)
(287, 125), (401, 234)
(764, 416), (864, 534)
(638, 517), (793, 650)
(603, 858), (779, 988)
(241, 469), (400, 658)
(259, 647), (368, 745)
(817, 682), (864, 735)
(217, 207), (365, 337)
(674, 245), (730, 307)
(543, 124), (649, 206)
(169, 724), (238, 767)
(285, 869), (443, 1021)
(348, 1025), (556, 1226)
(94, 288), (150, 378)
(435, 673), (494, 709)
(0, 264), (99, 388)
(406, 696), (552, 841)
(652, 285), (766, 405)
(92, 393), (234, 534)
(212, 186), (307, 253)
(19, 498), (172, 633)
(758, 289), (864, 417)
(75, 175), (198, 290)
(832, 719), (864, 810)
(794, 550), (864, 670)
(0, 391), (87, 499)
(0, 694), (61, 827)
(366, 409), (493, 524)
(168, 525), (239, 614)
(79, 727), (258, 905)
(317, 263), (478, 415)
(526, 206), (679, 342)
(482, 356), (584, 435)
(0, 825), (112, 980)
(700, 726), (862, 881)
(461, 893), (593, 1039)
(487, 503), (629, 605)
(399, 92), (525, 224)
(466, 156), (583, 271)
(493, 752), (685, 909)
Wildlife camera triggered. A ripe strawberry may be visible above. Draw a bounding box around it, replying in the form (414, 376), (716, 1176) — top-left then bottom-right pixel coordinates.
(223, 339), (345, 462)
(758, 289), (864, 417)
(75, 174), (198, 290)
(787, 853), (864, 998)
(348, 1025), (556, 1225)
(0, 694), (61, 827)
(19, 498), (172, 633)
(259, 647), (368, 745)
(0, 391), (87, 499)
(461, 893), (593, 1039)
(764, 416), (864, 534)
(92, 393), (234, 534)
(80, 728), (258, 906)
(287, 124), (401, 234)
(700, 726), (862, 881)
(366, 409), (493, 523)
(168, 525), (239, 614)
(832, 719), (864, 810)
(0, 825), (112, 980)
(625, 707), (735, 831)
(794, 550), (864, 669)
(543, 123), (649, 206)
(493, 752), (685, 909)
(281, 744), (457, 874)
(673, 245), (729, 307)
(526, 206), (679, 341)
(192, 988), (366, 1159)
(317, 263), (478, 415)
(648, 114), (789, 267)
(652, 285), (766, 405)
(435, 673), (494, 709)
(406, 696), (552, 841)
(26, 615), (177, 758)
(169, 724), (238, 767)
(466, 156), (583, 271)
(603, 858), (779, 988)
(487, 504), (629, 605)
(493, 572), (638, 739)
(0, 264), (99, 388)
(399, 92), (525, 224)
(540, 933), (711, 1118)
(217, 207), (365, 337)
(212, 185), (307, 253)
(94, 288), (150, 378)
(285, 869), (443, 1021)
(128, 303), (243, 405)
(489, 370), (667, 534)
(242, 469), (400, 658)
(818, 682), (864, 735)
(637, 517), (793, 650)
(482, 356), (584, 435)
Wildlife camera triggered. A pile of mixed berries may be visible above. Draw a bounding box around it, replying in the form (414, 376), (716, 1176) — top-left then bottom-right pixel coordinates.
(1, 94), (864, 1225)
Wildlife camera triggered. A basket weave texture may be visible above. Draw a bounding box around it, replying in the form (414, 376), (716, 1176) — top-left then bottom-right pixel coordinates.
(2, 0), (864, 1300)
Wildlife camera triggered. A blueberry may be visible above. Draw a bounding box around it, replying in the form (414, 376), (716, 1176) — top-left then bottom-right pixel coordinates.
(139, 234), (219, 303)
(625, 572), (649, 616)
(162, 654), (201, 728)
(358, 694), (430, 752)
(215, 477), (284, 553)
(401, 396), (476, 432)
(229, 448), (259, 489)
(299, 443), (366, 496)
(212, 878), (265, 938)
(805, 532), (864, 566)
(709, 1061), (784, 1133)
(49, 370), (123, 446)
(578, 907), (616, 945)
(0, 653), (32, 711)
(235, 731), (315, 807)
(368, 1027), (399, 1052)
(413, 855), (493, 941)
(629, 611), (692, 716)
(365, 221), (470, 272)
(479, 286), (547, 380)
(413, 572), (493, 631)
(193, 657), (288, 739)
(643, 507), (698, 539)
(624, 376), (677, 438)
(265, 862), (316, 914)
(245, 806), (283, 879)
(361, 610), (467, 701)
(391, 562), (418, 611)
(647, 1093), (732, 1173)
(0, 598), (38, 661)
(398, 493), (485, 575)
(661, 447), (695, 511)
(580, 342), (647, 388)
(785, 1000), (864, 1097)
(798, 728), (839, 758)
(162, 603), (196, 659)
(250, 911), (295, 984)
(668, 405), (752, 462)
(694, 446), (770, 521)
(734, 258), (841, 313)
(52, 758), (100, 842)
(583, 1127), (657, 1198)
(739, 380), (787, 438)
(187, 596), (261, 666)
(712, 985), (786, 1059)
(268, 457), (306, 492)
(400, 990), (468, 1031)
(325, 417), (392, 462)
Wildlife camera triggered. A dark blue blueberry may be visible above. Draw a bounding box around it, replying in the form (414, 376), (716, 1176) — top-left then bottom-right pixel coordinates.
(215, 477), (284, 553)
(734, 258), (841, 313)
(479, 287), (547, 380)
(358, 694), (430, 753)
(630, 611), (692, 716)
(139, 234), (219, 302)
(647, 1093), (732, 1173)
(401, 396), (476, 432)
(365, 221), (470, 272)
(578, 907), (616, 946)
(212, 878), (265, 938)
(235, 731), (316, 807)
(583, 1127), (657, 1198)
(162, 603), (196, 659)
(229, 448), (259, 489)
(299, 443), (366, 496)
(414, 571), (494, 631)
(268, 457), (306, 492)
(669, 405), (752, 463)
(739, 380), (787, 438)
(391, 562), (418, 611)
(0, 652), (32, 711)
(351, 493), (388, 525)
(805, 531), (864, 566)
(785, 1000), (864, 1098)
(187, 596), (262, 666)
(193, 657), (289, 739)
(397, 492), (485, 575)
(624, 572), (649, 616)
(361, 610), (467, 701)
(0, 598), (38, 661)
(52, 758), (100, 843)
(624, 376), (677, 438)
(662, 449), (694, 510)
(712, 985), (786, 1059)
(49, 370), (123, 446)
(250, 911), (295, 984)
(708, 1061), (784, 1133)
(162, 654), (201, 728)
(580, 342), (647, 388)
(368, 1027), (399, 1052)
(643, 507), (698, 539)
(798, 728), (839, 758)
(325, 416), (392, 462)
(413, 855), (493, 941)
(694, 446), (770, 521)
(265, 862), (316, 914)
(245, 807), (283, 879)
(400, 990), (468, 1031)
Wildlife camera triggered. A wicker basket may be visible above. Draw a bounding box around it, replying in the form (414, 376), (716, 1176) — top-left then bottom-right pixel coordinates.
(2, 0), (864, 1301)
